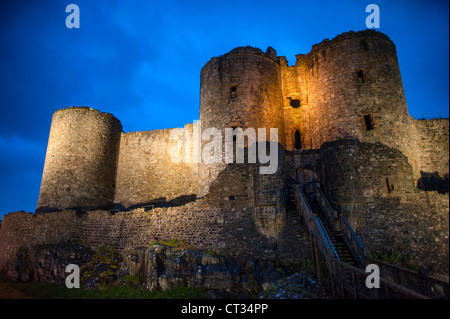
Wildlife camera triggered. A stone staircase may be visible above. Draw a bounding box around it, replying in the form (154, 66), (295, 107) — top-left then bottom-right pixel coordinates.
(308, 199), (356, 266)
(294, 182), (449, 299)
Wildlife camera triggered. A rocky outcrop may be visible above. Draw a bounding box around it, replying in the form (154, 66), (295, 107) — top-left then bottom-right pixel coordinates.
(1, 241), (307, 298)
(2, 240), (94, 284)
(120, 245), (288, 298)
(259, 271), (328, 299)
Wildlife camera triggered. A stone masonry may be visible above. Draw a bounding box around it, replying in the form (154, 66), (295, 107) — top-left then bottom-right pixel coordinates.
(0, 30), (448, 276)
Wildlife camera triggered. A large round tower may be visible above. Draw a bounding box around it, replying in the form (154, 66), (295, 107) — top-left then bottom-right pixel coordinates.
(36, 107), (122, 212)
(305, 30), (414, 166)
(198, 46), (285, 210)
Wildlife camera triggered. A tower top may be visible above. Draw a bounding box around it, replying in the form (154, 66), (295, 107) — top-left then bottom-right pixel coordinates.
(203, 45), (280, 69)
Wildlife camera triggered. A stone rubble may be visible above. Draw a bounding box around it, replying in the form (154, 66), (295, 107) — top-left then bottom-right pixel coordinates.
(259, 271), (330, 299)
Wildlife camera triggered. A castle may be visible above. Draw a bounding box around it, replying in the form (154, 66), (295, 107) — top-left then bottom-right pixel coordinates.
(0, 30), (448, 276)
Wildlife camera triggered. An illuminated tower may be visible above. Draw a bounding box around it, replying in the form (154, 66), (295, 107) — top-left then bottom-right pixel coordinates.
(36, 107), (122, 212)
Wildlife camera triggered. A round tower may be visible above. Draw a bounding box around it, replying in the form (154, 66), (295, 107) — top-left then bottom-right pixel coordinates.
(306, 30), (414, 165)
(198, 46), (286, 217)
(36, 107), (122, 212)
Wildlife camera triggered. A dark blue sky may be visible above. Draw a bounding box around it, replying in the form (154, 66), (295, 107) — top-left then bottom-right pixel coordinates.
(0, 0), (448, 219)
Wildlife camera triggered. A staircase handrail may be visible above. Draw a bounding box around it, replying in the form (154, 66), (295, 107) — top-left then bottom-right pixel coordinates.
(341, 215), (365, 268)
(316, 216), (340, 261)
(294, 183), (431, 299)
(311, 181), (366, 268)
(313, 183), (339, 231)
(295, 185), (337, 269)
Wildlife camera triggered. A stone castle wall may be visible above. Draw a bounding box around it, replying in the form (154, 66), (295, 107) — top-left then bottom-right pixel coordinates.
(280, 30), (449, 187)
(4, 139), (447, 274)
(35, 30), (448, 214)
(114, 125), (198, 209)
(281, 31), (414, 165)
(198, 46), (285, 201)
(306, 31), (411, 154)
(321, 139), (449, 273)
(0, 201), (311, 273)
(280, 55), (311, 151)
(5, 30), (448, 277)
(413, 118), (449, 187)
(36, 107), (122, 213)
(0, 211), (83, 271)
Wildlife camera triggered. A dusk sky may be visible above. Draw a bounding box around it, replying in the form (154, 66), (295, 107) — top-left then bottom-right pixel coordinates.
(0, 0), (448, 219)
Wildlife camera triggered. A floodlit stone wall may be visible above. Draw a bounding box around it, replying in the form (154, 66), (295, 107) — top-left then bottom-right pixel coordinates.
(321, 139), (449, 273)
(413, 118), (449, 192)
(36, 107), (122, 213)
(114, 125), (198, 210)
(0, 201), (311, 273)
(4, 30), (447, 276)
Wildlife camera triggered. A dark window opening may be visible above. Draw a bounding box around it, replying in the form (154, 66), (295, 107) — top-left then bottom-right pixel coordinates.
(364, 114), (374, 131)
(290, 99), (301, 108)
(357, 70), (365, 83)
(229, 195), (235, 200)
(294, 130), (302, 150)
(386, 178), (394, 193)
(230, 85), (237, 98)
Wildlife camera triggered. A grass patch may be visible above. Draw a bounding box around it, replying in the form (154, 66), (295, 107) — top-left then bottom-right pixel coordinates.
(149, 237), (195, 250)
(122, 274), (140, 284)
(2, 281), (207, 299)
(205, 248), (217, 256)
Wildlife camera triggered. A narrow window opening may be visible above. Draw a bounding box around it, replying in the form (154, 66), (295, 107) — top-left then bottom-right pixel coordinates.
(290, 99), (301, 108)
(357, 70), (365, 83)
(386, 178), (394, 193)
(230, 85), (237, 98)
(364, 114), (374, 131)
(294, 130), (302, 150)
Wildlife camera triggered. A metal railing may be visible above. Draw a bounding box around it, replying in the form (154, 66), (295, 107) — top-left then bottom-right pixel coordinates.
(341, 215), (365, 269)
(313, 182), (366, 268)
(314, 184), (339, 231)
(316, 216), (340, 261)
(294, 184), (436, 299)
(295, 185), (336, 271)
